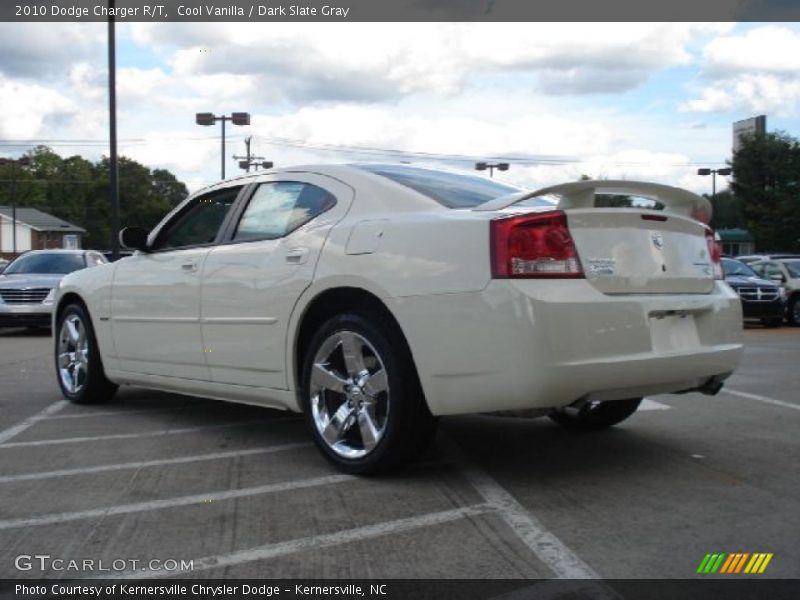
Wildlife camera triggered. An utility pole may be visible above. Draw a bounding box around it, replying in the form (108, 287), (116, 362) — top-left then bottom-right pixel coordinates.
(234, 136), (273, 172)
(0, 156), (30, 255)
(108, 0), (120, 261)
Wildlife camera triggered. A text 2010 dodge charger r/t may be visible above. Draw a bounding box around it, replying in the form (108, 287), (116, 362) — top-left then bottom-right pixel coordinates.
(53, 165), (742, 473)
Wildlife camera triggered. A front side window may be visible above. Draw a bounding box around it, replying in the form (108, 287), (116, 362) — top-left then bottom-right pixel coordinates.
(783, 260), (800, 278)
(154, 187), (240, 250)
(233, 181), (336, 242)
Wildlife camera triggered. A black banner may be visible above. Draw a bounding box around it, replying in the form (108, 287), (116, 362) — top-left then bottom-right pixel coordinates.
(1, 580), (799, 600)
(3, 0), (800, 23)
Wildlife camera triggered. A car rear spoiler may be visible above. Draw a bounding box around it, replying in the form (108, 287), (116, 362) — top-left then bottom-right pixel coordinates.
(474, 179), (712, 224)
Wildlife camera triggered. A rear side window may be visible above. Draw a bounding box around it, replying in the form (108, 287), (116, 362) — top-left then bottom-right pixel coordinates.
(233, 181), (336, 242)
(360, 164), (521, 209)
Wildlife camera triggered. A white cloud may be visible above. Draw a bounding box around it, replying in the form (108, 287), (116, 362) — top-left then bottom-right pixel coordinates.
(701, 25), (800, 75)
(682, 25), (800, 115)
(0, 76), (76, 138)
(131, 22), (728, 100)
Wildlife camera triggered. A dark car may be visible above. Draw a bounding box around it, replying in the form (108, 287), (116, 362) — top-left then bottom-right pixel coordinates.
(722, 257), (786, 327)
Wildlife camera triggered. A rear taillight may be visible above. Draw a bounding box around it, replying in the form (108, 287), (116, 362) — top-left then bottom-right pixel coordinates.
(704, 228), (723, 280)
(490, 211), (583, 278)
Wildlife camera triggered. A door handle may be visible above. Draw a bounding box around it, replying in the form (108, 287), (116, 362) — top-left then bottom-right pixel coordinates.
(285, 248), (309, 265)
(181, 262), (198, 273)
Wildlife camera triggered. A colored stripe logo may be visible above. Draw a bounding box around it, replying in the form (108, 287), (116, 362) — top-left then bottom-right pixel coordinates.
(697, 553), (773, 574)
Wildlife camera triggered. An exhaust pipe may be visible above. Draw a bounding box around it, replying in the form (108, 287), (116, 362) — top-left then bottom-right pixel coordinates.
(561, 397), (593, 418)
(697, 374), (727, 396)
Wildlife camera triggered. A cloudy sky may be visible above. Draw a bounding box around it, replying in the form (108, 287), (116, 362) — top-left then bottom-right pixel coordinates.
(2, 22), (800, 193)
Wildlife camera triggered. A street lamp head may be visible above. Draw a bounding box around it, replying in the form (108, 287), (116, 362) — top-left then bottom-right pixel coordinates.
(196, 112), (216, 126)
(497, 163), (509, 171)
(262, 161), (273, 169)
(717, 168), (732, 176)
(697, 168), (712, 176)
(231, 112), (250, 126)
(475, 162), (487, 171)
(238, 160), (250, 170)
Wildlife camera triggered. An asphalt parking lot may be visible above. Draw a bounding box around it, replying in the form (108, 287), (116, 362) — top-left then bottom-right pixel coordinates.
(0, 326), (798, 581)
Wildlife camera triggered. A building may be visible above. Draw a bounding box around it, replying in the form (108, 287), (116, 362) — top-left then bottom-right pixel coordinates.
(717, 228), (755, 257)
(0, 207), (85, 260)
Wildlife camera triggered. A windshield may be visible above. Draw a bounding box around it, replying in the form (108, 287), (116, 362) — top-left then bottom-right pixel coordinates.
(360, 164), (523, 209)
(722, 258), (758, 278)
(784, 260), (800, 278)
(4, 253), (86, 275)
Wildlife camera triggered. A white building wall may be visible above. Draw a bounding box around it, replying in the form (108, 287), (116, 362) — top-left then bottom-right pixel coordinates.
(0, 216), (33, 253)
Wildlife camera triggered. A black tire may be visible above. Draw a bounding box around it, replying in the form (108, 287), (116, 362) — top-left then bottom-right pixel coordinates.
(789, 296), (800, 327)
(54, 303), (118, 404)
(549, 398), (642, 430)
(761, 317), (783, 328)
(301, 311), (436, 474)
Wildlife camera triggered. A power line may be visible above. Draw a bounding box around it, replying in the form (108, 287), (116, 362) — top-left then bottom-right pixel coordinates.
(0, 134), (730, 167)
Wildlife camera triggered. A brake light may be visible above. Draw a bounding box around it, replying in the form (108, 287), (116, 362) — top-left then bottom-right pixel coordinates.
(704, 228), (723, 280)
(490, 211), (583, 278)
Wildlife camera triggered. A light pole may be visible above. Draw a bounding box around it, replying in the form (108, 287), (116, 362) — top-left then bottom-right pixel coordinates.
(0, 156), (31, 255)
(476, 162), (509, 178)
(697, 167), (732, 201)
(196, 112), (250, 180)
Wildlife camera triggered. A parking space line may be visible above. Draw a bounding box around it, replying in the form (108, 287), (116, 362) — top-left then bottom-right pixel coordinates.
(0, 442), (312, 484)
(443, 437), (600, 580)
(724, 388), (800, 412)
(0, 401), (68, 444)
(0, 419), (276, 449)
(105, 503), (493, 578)
(0, 473), (355, 531)
(639, 398), (671, 411)
(46, 409), (163, 420)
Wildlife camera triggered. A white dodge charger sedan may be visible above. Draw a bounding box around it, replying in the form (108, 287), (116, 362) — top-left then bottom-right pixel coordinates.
(54, 164), (742, 473)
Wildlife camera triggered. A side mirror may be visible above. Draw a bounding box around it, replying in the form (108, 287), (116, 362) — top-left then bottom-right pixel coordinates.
(119, 226), (150, 252)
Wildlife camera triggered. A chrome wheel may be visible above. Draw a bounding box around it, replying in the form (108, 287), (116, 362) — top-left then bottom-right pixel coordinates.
(57, 313), (89, 394)
(310, 330), (390, 459)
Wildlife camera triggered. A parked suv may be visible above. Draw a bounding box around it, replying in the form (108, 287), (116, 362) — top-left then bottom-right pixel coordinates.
(750, 258), (800, 325)
(722, 257), (786, 327)
(0, 250), (107, 329)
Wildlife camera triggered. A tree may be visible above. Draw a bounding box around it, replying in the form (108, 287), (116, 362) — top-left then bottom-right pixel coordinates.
(708, 190), (745, 231)
(0, 147), (188, 250)
(731, 132), (800, 252)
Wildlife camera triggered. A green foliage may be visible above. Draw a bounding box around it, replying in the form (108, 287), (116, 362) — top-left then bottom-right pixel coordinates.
(708, 190), (745, 231)
(0, 146), (188, 249)
(731, 132), (800, 252)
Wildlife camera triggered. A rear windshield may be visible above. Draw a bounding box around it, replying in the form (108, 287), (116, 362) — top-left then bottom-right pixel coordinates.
(359, 164), (524, 209)
(4, 253), (86, 275)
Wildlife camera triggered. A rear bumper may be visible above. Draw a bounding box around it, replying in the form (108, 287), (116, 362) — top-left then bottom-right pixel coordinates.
(396, 280), (743, 415)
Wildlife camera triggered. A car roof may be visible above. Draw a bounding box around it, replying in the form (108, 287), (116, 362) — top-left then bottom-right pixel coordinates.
(18, 249), (89, 255)
(191, 162), (517, 196)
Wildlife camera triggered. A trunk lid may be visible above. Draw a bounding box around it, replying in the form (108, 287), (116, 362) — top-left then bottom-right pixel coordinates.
(566, 209), (714, 294)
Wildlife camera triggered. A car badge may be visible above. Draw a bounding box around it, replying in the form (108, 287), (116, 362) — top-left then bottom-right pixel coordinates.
(651, 232), (664, 250)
